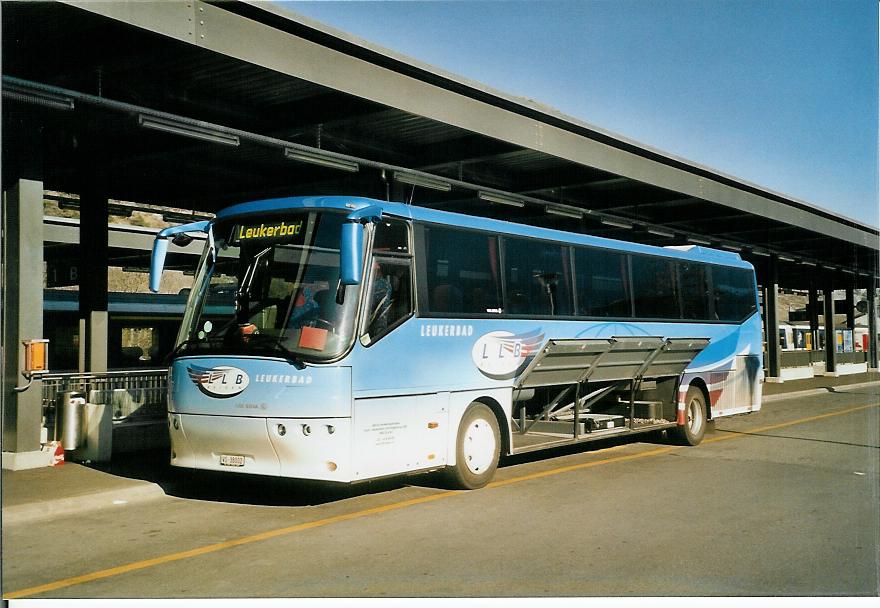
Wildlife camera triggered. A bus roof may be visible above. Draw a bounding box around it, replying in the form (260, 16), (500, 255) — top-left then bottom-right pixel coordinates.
(216, 196), (753, 269)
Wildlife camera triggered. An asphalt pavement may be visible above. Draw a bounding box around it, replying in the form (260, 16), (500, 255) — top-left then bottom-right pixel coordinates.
(3, 373), (877, 527)
(2, 373), (878, 598)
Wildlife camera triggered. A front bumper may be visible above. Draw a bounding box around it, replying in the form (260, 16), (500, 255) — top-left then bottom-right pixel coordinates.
(169, 413), (352, 482)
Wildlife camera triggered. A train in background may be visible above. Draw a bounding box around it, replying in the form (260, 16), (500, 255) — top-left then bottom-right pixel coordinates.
(43, 290), (188, 371)
(777, 322), (870, 353)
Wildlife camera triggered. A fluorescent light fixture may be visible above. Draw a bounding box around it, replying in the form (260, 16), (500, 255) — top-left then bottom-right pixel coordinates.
(721, 244), (742, 252)
(800, 261), (818, 267)
(778, 255), (796, 262)
(545, 205), (583, 219)
(822, 265), (837, 271)
(138, 114), (240, 146)
(3, 84), (74, 111)
(600, 218), (633, 229)
(687, 237), (712, 246)
(842, 269), (855, 274)
(284, 148), (359, 172)
(394, 171), (452, 192)
(478, 191), (525, 207)
(750, 250), (771, 257)
(647, 228), (675, 238)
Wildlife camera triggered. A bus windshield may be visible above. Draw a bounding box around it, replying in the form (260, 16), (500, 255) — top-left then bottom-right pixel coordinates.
(173, 210), (360, 362)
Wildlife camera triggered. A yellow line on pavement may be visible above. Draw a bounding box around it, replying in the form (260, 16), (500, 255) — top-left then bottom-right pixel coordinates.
(703, 402), (878, 445)
(485, 402), (878, 489)
(6, 401), (877, 599)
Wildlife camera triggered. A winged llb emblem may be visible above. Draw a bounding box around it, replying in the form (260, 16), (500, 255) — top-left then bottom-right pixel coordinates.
(187, 365), (226, 385)
(471, 328), (545, 380)
(186, 364), (250, 398)
(495, 328), (545, 357)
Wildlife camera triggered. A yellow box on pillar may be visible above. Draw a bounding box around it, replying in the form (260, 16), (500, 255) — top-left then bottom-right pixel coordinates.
(22, 339), (49, 374)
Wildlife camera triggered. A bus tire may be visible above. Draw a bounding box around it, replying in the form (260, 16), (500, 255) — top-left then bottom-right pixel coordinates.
(444, 403), (500, 490)
(670, 385), (707, 446)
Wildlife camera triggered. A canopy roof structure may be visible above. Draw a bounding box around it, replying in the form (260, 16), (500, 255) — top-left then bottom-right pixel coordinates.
(3, 0), (877, 288)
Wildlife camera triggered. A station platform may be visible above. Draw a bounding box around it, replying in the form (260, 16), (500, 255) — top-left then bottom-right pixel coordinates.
(762, 369), (879, 399)
(3, 371), (878, 527)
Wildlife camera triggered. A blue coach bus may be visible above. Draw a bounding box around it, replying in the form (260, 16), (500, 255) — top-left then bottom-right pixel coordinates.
(149, 196), (762, 489)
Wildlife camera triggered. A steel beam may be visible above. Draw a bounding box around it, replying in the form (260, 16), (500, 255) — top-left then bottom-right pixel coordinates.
(823, 287), (837, 376)
(808, 281), (820, 353)
(868, 280), (878, 370)
(79, 183), (109, 372)
(845, 285), (855, 333)
(763, 256), (781, 381)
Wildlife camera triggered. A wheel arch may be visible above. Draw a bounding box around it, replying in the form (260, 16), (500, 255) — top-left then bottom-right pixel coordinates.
(473, 395), (511, 457)
(683, 376), (713, 421)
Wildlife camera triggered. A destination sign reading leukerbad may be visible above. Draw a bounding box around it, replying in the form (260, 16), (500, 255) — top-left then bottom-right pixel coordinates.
(232, 218), (307, 245)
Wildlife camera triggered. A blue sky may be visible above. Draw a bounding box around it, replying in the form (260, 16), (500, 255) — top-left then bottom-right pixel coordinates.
(280, 0), (879, 228)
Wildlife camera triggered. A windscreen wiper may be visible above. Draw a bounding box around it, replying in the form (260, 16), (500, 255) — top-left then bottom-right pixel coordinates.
(240, 334), (306, 370)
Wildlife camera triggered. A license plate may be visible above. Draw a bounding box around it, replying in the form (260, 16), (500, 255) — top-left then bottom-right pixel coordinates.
(219, 454), (245, 467)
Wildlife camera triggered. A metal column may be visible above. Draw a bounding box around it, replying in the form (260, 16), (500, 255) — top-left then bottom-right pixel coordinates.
(1, 180), (46, 469)
(763, 255), (781, 381)
(845, 284), (855, 351)
(868, 280), (878, 371)
(79, 186), (109, 372)
(808, 281), (820, 352)
(823, 286), (837, 376)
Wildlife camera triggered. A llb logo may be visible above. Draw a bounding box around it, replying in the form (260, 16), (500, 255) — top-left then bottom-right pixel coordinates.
(471, 329), (544, 380)
(187, 365), (250, 398)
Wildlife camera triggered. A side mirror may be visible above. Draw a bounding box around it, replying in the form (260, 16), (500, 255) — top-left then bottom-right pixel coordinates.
(149, 238), (170, 293)
(339, 204), (383, 286)
(149, 220), (211, 293)
(339, 221), (364, 285)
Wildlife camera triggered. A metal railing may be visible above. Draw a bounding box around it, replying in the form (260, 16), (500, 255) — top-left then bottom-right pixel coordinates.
(767, 349), (870, 372)
(40, 369), (168, 424)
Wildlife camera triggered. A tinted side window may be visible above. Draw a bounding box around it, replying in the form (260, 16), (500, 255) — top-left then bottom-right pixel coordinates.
(678, 261), (711, 320)
(422, 227), (502, 314)
(631, 255), (680, 319)
(711, 266), (756, 321)
(364, 257), (412, 343)
(575, 248), (632, 317)
(503, 238), (573, 316)
(372, 218), (409, 254)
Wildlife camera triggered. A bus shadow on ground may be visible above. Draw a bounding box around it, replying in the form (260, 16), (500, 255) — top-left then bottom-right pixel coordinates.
(87, 449), (413, 506)
(500, 429), (675, 469)
(88, 431), (675, 506)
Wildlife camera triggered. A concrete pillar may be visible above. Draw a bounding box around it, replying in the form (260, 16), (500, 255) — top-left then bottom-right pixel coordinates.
(868, 281), (878, 371)
(1, 180), (47, 470)
(79, 186), (109, 372)
(823, 286), (837, 376)
(763, 256), (781, 381)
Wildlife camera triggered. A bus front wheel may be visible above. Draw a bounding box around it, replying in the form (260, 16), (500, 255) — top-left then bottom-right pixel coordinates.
(670, 385), (707, 446)
(444, 403), (500, 490)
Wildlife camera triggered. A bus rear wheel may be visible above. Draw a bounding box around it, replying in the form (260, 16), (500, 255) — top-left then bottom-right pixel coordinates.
(444, 403), (500, 490)
(670, 385), (707, 446)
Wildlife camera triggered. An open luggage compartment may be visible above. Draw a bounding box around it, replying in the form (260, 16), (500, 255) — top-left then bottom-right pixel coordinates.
(510, 336), (709, 454)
